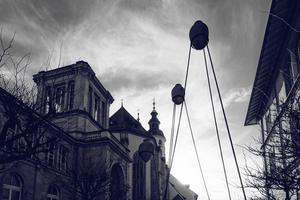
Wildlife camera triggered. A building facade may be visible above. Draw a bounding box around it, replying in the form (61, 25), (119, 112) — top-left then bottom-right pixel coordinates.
(0, 61), (197, 200)
(245, 0), (300, 199)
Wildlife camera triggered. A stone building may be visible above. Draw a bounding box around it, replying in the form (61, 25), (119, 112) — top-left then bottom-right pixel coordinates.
(0, 61), (198, 200)
(245, 0), (300, 199)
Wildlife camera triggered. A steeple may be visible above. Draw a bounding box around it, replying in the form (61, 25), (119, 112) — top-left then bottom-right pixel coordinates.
(137, 109), (140, 122)
(148, 100), (166, 160)
(148, 100), (164, 137)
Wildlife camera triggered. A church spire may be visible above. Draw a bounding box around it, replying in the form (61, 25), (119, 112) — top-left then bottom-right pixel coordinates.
(148, 101), (164, 137)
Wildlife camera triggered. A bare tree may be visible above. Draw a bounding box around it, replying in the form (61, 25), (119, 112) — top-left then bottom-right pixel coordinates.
(61, 155), (111, 200)
(0, 86), (58, 164)
(0, 29), (36, 107)
(245, 97), (300, 200)
(0, 30), (60, 165)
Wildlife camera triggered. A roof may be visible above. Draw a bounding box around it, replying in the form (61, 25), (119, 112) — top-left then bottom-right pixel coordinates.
(109, 106), (147, 135)
(245, 0), (299, 125)
(0, 87), (131, 161)
(169, 174), (198, 200)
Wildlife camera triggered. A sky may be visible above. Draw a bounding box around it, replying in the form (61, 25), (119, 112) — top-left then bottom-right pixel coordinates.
(0, 0), (272, 199)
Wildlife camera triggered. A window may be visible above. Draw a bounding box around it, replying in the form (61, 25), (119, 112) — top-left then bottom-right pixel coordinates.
(4, 121), (27, 152)
(265, 110), (272, 134)
(68, 81), (75, 110)
(16, 138), (26, 153)
(102, 101), (106, 125)
(45, 143), (55, 168)
(45, 86), (52, 114)
(5, 123), (18, 150)
(261, 116), (267, 137)
(268, 147), (276, 174)
(110, 164), (125, 200)
(132, 152), (146, 200)
(269, 97), (277, 123)
(58, 145), (68, 172)
(278, 80), (287, 106)
(88, 87), (93, 115)
(55, 86), (65, 113)
(2, 174), (22, 200)
(275, 72), (287, 107)
(94, 94), (100, 122)
(47, 185), (59, 200)
(289, 50), (299, 82)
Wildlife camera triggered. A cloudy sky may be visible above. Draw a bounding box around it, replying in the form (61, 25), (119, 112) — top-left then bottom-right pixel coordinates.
(0, 0), (272, 199)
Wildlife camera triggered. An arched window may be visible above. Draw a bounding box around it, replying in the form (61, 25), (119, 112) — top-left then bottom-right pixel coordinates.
(132, 152), (146, 200)
(2, 173), (22, 200)
(47, 185), (59, 200)
(110, 164), (125, 200)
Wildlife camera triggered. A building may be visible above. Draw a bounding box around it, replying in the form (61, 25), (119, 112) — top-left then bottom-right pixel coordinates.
(245, 0), (300, 199)
(0, 61), (198, 200)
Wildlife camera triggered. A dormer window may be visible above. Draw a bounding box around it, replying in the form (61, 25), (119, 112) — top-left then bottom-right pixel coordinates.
(55, 86), (65, 113)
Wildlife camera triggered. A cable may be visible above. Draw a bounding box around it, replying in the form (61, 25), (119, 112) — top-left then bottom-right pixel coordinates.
(163, 43), (192, 200)
(184, 100), (211, 200)
(170, 103), (183, 169)
(168, 103), (177, 166)
(184, 43), (192, 89)
(206, 45), (247, 200)
(203, 48), (232, 200)
(170, 43), (192, 169)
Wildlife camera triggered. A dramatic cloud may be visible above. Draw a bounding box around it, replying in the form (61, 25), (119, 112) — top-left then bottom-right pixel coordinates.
(0, 0), (272, 199)
(100, 66), (181, 92)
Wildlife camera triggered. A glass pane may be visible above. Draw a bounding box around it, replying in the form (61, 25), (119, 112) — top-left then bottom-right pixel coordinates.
(11, 191), (20, 200)
(2, 188), (10, 200)
(53, 187), (58, 195)
(48, 186), (58, 195)
(11, 175), (20, 186)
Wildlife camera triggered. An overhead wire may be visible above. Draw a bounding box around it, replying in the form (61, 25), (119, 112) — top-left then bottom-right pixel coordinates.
(206, 45), (247, 200)
(203, 48), (232, 200)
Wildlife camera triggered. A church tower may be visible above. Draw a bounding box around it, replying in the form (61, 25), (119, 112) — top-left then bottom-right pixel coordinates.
(147, 101), (167, 200)
(33, 61), (114, 137)
(148, 101), (166, 157)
